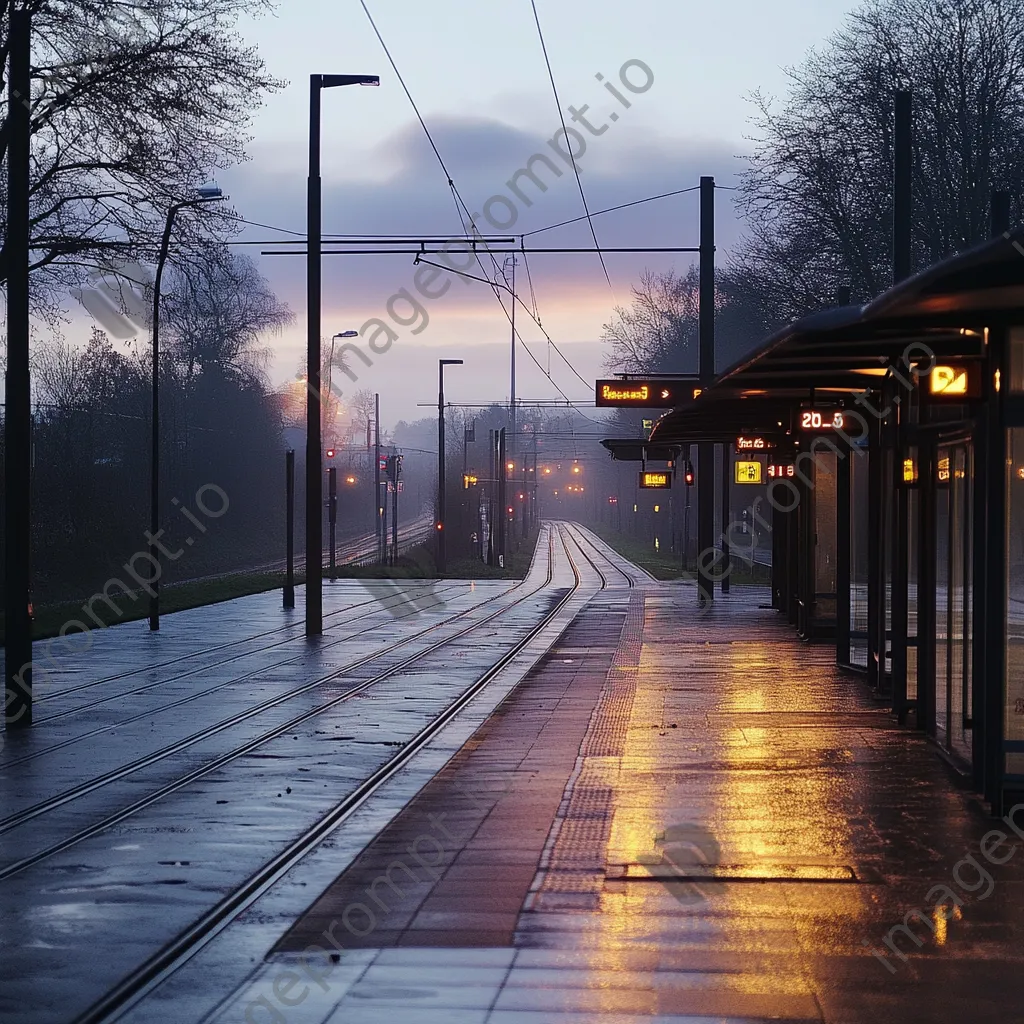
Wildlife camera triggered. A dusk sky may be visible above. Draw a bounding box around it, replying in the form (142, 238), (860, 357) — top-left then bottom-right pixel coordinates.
(215, 0), (856, 427)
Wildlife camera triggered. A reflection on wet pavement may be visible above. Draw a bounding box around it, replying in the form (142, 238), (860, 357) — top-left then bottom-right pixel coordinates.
(217, 571), (1024, 1022)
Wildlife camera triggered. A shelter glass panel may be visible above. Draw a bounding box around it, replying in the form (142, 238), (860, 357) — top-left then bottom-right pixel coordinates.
(935, 449), (950, 743)
(948, 444), (972, 762)
(850, 449), (870, 667)
(1010, 327), (1024, 393)
(1006, 429), (1024, 776)
(907, 487), (919, 702)
(814, 451), (838, 623)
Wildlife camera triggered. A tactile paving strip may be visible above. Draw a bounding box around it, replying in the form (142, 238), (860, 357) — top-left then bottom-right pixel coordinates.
(534, 593), (645, 903)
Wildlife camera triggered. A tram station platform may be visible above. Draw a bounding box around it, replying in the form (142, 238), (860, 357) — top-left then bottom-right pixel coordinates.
(204, 581), (1024, 1024)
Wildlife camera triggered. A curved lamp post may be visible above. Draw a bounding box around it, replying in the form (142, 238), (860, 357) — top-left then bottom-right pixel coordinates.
(150, 186), (226, 632)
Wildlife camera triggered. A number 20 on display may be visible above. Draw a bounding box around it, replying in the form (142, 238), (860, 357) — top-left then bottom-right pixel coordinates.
(800, 409), (845, 431)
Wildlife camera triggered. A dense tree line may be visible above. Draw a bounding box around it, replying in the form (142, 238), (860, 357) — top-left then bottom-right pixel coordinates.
(17, 251), (292, 605)
(605, 0), (1024, 376)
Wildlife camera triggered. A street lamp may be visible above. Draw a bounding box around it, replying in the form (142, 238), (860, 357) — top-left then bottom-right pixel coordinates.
(325, 329), (357, 441)
(307, 73), (379, 637)
(149, 185), (226, 632)
(328, 329), (358, 408)
(437, 358), (464, 575)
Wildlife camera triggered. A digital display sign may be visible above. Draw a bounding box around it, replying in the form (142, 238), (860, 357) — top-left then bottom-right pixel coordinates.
(735, 461), (762, 484)
(639, 471), (672, 489)
(768, 463), (796, 479)
(929, 364), (981, 399)
(735, 435), (776, 452)
(799, 409), (847, 431)
(595, 379), (683, 408)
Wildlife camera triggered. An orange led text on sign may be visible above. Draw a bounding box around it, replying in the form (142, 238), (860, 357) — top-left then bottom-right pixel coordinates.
(735, 436), (772, 451)
(601, 383), (649, 403)
(639, 471), (671, 489)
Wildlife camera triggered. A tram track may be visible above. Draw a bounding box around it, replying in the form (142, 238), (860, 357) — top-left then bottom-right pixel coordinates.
(0, 525), (560, 853)
(2, 538), (545, 771)
(67, 522), (592, 1024)
(15, 582), (467, 725)
(27, 578), (460, 710)
(562, 521), (639, 588)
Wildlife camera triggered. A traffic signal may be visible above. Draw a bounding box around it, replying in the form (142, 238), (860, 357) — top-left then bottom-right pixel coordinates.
(325, 447), (336, 459)
(684, 462), (695, 486)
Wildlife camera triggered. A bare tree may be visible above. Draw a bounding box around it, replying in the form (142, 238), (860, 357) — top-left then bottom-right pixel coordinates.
(737, 0), (1024, 318)
(601, 265), (775, 377)
(162, 249), (293, 384)
(601, 268), (700, 374)
(0, 1), (284, 312)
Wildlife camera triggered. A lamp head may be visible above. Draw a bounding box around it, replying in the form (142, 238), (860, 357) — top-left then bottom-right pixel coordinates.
(321, 74), (380, 88)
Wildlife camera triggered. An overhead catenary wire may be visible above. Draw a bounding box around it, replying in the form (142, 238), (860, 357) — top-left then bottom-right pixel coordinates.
(523, 185), (702, 237)
(414, 257), (593, 391)
(528, 0), (613, 297)
(358, 0), (593, 411)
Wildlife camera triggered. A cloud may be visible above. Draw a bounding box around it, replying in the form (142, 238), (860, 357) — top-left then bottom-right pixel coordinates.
(214, 114), (748, 422)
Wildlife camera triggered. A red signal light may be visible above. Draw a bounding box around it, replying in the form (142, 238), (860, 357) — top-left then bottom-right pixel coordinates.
(326, 448), (336, 459)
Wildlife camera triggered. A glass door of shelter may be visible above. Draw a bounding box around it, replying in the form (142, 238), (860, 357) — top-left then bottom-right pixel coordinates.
(935, 443), (973, 762)
(1006, 428), (1024, 782)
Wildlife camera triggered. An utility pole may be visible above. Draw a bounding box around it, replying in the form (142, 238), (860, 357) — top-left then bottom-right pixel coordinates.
(374, 393), (381, 564)
(381, 445), (388, 565)
(697, 175), (716, 607)
(506, 255), (517, 477)
(391, 454), (399, 564)
(327, 467), (337, 573)
(305, 76), (324, 636)
(305, 72), (379, 637)
(497, 428), (507, 568)
(487, 429), (496, 566)
(5, 7), (32, 727)
(437, 359), (463, 574)
(531, 432), (538, 531)
(284, 450), (296, 608)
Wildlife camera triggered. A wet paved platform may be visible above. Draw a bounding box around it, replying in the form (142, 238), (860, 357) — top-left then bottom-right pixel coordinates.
(5, 524), (1024, 1023)
(212, 568), (1024, 1024)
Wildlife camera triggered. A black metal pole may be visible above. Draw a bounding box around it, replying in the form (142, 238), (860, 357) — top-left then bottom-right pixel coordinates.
(391, 457), (399, 564)
(328, 466), (337, 574)
(894, 90), (912, 283)
(374, 393), (381, 563)
(487, 430), (495, 566)
(305, 75), (323, 636)
(284, 450), (295, 607)
(4, 7), (32, 728)
(381, 449), (388, 564)
(149, 207), (177, 632)
(697, 175), (716, 606)
(521, 458), (528, 540)
(438, 365), (446, 574)
(721, 443), (731, 593)
(497, 429), (507, 567)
